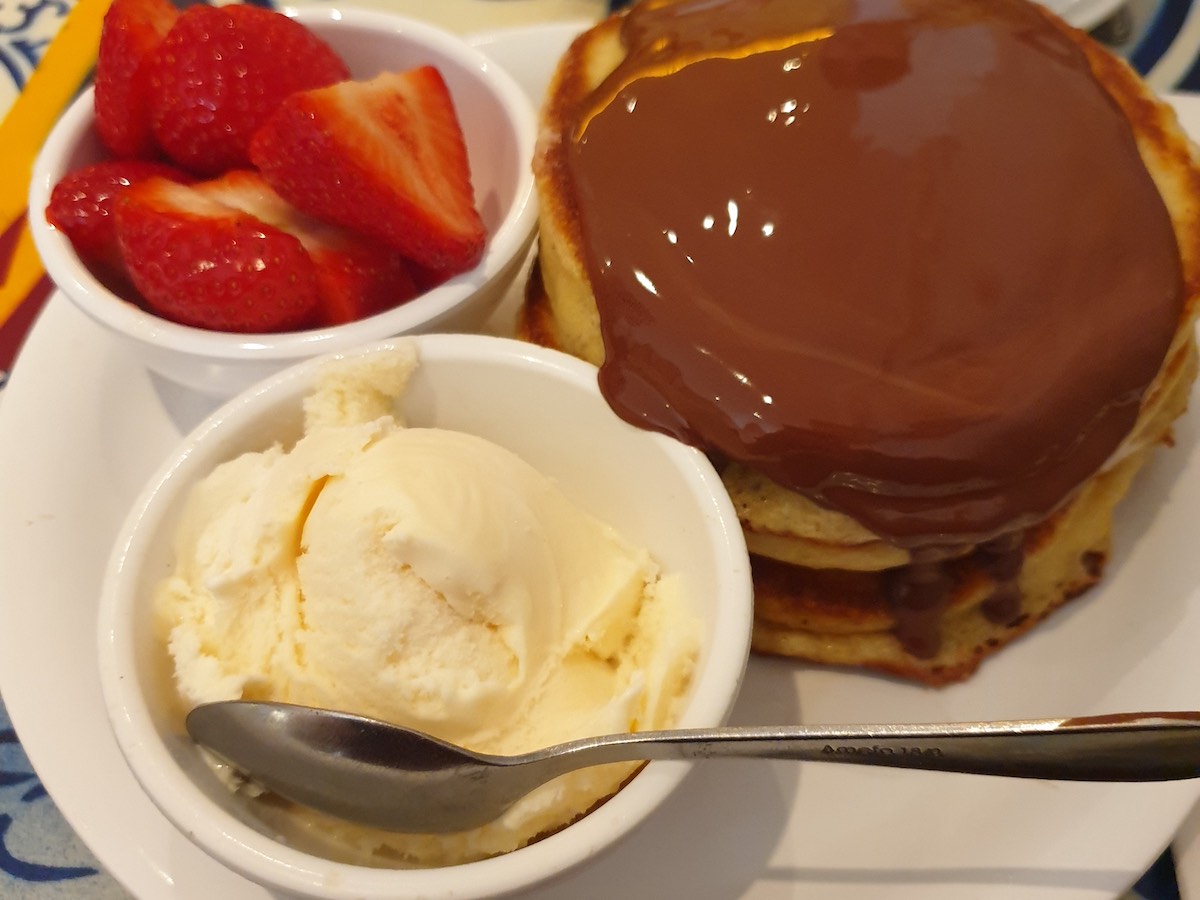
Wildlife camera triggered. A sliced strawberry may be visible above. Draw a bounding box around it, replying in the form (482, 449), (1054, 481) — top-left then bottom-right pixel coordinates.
(405, 259), (457, 293)
(146, 4), (350, 175)
(193, 170), (421, 326)
(308, 241), (421, 325)
(45, 159), (192, 275)
(250, 66), (487, 273)
(114, 177), (322, 333)
(93, 0), (179, 158)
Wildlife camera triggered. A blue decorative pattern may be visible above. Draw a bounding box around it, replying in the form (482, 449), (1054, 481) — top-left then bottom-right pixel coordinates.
(1131, 0), (1196, 71)
(0, 0), (71, 93)
(1180, 54), (1200, 86)
(1132, 849), (1183, 900)
(0, 701), (105, 890)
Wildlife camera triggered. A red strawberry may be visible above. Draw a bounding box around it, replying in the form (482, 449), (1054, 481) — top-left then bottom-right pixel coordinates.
(146, 4), (350, 175)
(194, 170), (421, 325)
(308, 239), (421, 326)
(114, 177), (322, 333)
(250, 66), (487, 273)
(45, 159), (192, 274)
(93, 0), (179, 158)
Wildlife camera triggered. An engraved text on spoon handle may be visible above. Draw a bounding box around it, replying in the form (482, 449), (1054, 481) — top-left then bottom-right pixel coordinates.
(552, 713), (1200, 782)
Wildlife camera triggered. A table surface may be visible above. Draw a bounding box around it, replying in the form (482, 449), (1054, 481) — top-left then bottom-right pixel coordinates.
(1, 0), (1199, 898)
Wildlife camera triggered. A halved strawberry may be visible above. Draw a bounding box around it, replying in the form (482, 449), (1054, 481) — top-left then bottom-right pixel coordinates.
(194, 170), (421, 325)
(250, 66), (487, 273)
(93, 0), (179, 158)
(146, 4), (350, 175)
(308, 239), (422, 326)
(114, 177), (322, 333)
(45, 159), (192, 275)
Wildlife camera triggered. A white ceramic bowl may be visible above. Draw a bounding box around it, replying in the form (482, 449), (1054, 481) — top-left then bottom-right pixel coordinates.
(97, 334), (753, 900)
(28, 7), (537, 398)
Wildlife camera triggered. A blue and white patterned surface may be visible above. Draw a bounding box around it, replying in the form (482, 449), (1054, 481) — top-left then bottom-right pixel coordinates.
(0, 0), (74, 110)
(0, 703), (127, 898)
(1, 0), (1198, 897)
(1132, 0), (1200, 87)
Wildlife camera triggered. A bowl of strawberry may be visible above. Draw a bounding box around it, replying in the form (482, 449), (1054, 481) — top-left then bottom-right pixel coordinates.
(29, 0), (537, 397)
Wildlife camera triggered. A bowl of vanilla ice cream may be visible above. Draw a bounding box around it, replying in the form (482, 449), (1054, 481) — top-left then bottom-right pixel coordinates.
(97, 334), (752, 899)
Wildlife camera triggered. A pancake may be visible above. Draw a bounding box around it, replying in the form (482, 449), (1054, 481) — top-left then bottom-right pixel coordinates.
(524, 0), (1200, 685)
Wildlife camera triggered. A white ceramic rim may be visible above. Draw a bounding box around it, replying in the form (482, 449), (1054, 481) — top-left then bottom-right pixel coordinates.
(27, 6), (539, 363)
(97, 334), (753, 900)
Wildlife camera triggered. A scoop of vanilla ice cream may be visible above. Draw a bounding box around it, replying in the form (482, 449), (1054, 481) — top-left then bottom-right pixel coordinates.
(154, 343), (699, 866)
(293, 425), (657, 749)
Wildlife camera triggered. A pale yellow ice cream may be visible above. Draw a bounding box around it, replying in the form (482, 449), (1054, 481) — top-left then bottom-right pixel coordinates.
(154, 342), (699, 866)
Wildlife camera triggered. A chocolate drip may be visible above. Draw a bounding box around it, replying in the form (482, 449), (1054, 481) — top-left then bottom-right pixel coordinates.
(564, 0), (1183, 547)
(880, 530), (1026, 656)
(981, 583), (1023, 626)
(885, 561), (952, 658)
(977, 532), (1026, 624)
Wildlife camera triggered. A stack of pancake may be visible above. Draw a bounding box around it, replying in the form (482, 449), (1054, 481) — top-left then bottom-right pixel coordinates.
(524, 0), (1200, 684)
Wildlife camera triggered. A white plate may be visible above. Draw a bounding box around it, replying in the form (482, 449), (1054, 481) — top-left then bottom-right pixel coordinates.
(4, 20), (1200, 900)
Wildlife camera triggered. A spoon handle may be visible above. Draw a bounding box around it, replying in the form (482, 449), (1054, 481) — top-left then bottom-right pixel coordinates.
(547, 712), (1200, 781)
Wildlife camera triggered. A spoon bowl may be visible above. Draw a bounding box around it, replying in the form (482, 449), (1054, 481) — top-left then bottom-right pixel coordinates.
(188, 701), (1200, 834)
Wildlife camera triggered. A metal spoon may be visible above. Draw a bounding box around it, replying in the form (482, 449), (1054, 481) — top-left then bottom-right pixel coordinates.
(186, 702), (1200, 834)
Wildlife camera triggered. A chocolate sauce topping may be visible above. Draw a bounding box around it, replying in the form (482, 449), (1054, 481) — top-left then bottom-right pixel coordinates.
(565, 0), (1183, 546)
